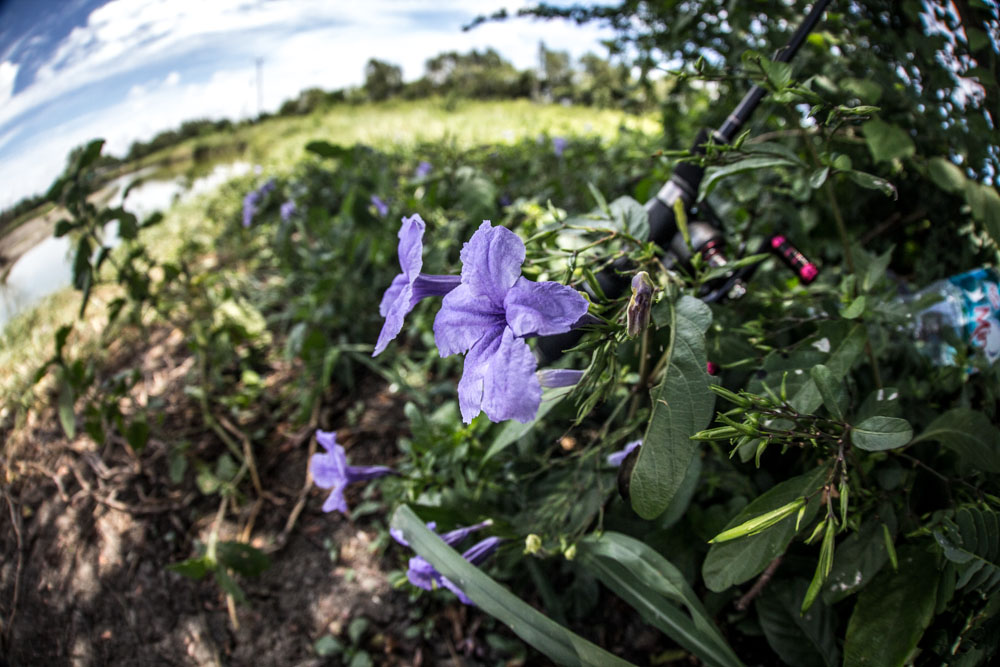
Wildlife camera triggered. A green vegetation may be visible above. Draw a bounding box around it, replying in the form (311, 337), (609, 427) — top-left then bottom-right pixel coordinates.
(4, 1), (1000, 665)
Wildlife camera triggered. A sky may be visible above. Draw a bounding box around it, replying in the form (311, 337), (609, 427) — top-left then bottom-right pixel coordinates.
(0, 0), (615, 210)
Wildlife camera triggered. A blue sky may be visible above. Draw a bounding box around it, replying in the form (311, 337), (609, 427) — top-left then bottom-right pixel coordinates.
(0, 0), (614, 209)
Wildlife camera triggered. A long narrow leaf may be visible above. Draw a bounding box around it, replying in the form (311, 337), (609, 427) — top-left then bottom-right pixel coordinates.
(390, 505), (635, 667)
(576, 532), (743, 667)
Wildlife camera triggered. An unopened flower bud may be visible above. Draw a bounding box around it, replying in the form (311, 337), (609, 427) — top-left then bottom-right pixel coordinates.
(563, 544), (577, 561)
(524, 534), (542, 555)
(626, 271), (656, 338)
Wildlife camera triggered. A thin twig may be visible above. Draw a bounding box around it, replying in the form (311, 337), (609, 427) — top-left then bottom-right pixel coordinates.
(735, 555), (783, 611)
(2, 489), (24, 651)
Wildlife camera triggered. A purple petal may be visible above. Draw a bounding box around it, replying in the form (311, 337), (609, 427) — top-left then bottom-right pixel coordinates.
(459, 222), (525, 308)
(311, 430), (347, 488)
(374, 275), (414, 357)
(321, 482), (349, 513)
(460, 327), (541, 424)
(406, 556), (440, 591)
(439, 520), (493, 547)
(537, 368), (584, 388)
(438, 537), (503, 606)
(455, 324), (505, 423)
(434, 284), (504, 358)
(503, 277), (590, 338)
(397, 215), (425, 280)
(607, 439), (642, 467)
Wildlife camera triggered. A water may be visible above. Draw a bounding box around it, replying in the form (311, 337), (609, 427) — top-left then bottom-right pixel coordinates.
(0, 161), (250, 329)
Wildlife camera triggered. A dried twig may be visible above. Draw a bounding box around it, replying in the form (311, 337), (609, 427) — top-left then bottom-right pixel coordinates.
(735, 555), (783, 611)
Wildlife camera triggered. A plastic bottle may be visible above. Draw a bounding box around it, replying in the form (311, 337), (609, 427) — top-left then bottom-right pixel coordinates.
(904, 267), (1000, 367)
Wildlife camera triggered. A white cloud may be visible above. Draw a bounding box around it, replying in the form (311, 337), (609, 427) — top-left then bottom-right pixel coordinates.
(0, 0), (615, 208)
(0, 61), (18, 105)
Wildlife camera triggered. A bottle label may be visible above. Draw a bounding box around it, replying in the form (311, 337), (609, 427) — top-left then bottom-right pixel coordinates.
(948, 268), (1000, 364)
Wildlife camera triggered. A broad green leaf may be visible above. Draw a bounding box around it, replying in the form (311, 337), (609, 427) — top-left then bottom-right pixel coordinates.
(855, 387), (901, 422)
(862, 119), (914, 163)
(933, 506), (1000, 594)
(841, 294), (866, 319)
(851, 416), (912, 452)
(927, 157), (966, 193)
(216, 541), (272, 577)
(702, 466), (828, 592)
(700, 156), (798, 200)
(808, 166), (830, 189)
(390, 506), (634, 667)
(810, 364), (844, 420)
(965, 182), (1000, 249)
(630, 295), (714, 519)
(608, 196), (649, 240)
(485, 385), (575, 461)
(757, 579), (840, 667)
(823, 518), (892, 604)
(577, 532), (743, 667)
(840, 77), (882, 103)
(54, 219), (75, 237)
(214, 565), (247, 605)
(125, 418), (150, 452)
(843, 546), (938, 667)
(790, 324), (867, 414)
(910, 408), (1000, 472)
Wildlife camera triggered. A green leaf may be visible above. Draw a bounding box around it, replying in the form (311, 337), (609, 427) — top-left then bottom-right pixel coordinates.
(843, 546), (938, 667)
(125, 418), (150, 452)
(313, 635), (344, 656)
(756, 579), (840, 667)
(850, 416), (912, 452)
(823, 518), (892, 604)
(214, 565), (247, 605)
(910, 408), (1000, 472)
(630, 295), (714, 519)
(700, 156), (799, 200)
(167, 556), (213, 580)
(305, 140), (349, 159)
(862, 119), (915, 163)
(702, 466), (828, 592)
(810, 364), (844, 420)
(390, 506), (635, 667)
(54, 219), (75, 237)
(927, 157), (966, 193)
(608, 196), (649, 240)
(790, 324), (867, 414)
(74, 138), (106, 173)
(577, 532), (743, 667)
(216, 541), (272, 577)
(841, 294), (866, 319)
(846, 170), (897, 199)
(58, 379), (76, 439)
(808, 166), (830, 189)
(933, 506), (1000, 594)
(966, 182), (1000, 249)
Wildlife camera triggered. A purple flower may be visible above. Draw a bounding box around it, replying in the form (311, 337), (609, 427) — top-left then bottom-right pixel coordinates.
(280, 200), (297, 221)
(392, 520), (499, 606)
(607, 439), (642, 466)
(433, 221), (590, 423)
(374, 215), (462, 357)
(310, 430), (394, 514)
(552, 136), (568, 157)
(371, 194), (389, 218)
(415, 161), (432, 179)
(242, 178), (276, 227)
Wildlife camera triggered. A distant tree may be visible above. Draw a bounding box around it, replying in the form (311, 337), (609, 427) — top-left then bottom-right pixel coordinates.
(363, 59), (403, 101)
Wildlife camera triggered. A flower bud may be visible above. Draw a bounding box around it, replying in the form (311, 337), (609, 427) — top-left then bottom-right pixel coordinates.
(626, 271), (656, 338)
(524, 534), (543, 555)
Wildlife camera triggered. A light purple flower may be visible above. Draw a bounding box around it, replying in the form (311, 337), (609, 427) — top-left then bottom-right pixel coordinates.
(415, 161), (432, 179)
(552, 136), (568, 157)
(392, 520), (499, 606)
(242, 178), (276, 228)
(280, 200), (297, 221)
(374, 215), (462, 357)
(433, 221), (590, 424)
(310, 430), (394, 514)
(607, 439), (642, 466)
(371, 194), (389, 218)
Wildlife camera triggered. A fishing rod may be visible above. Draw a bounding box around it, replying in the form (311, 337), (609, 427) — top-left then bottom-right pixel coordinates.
(537, 0), (833, 364)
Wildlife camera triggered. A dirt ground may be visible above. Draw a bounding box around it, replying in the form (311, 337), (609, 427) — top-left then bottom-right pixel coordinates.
(0, 324), (534, 667)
